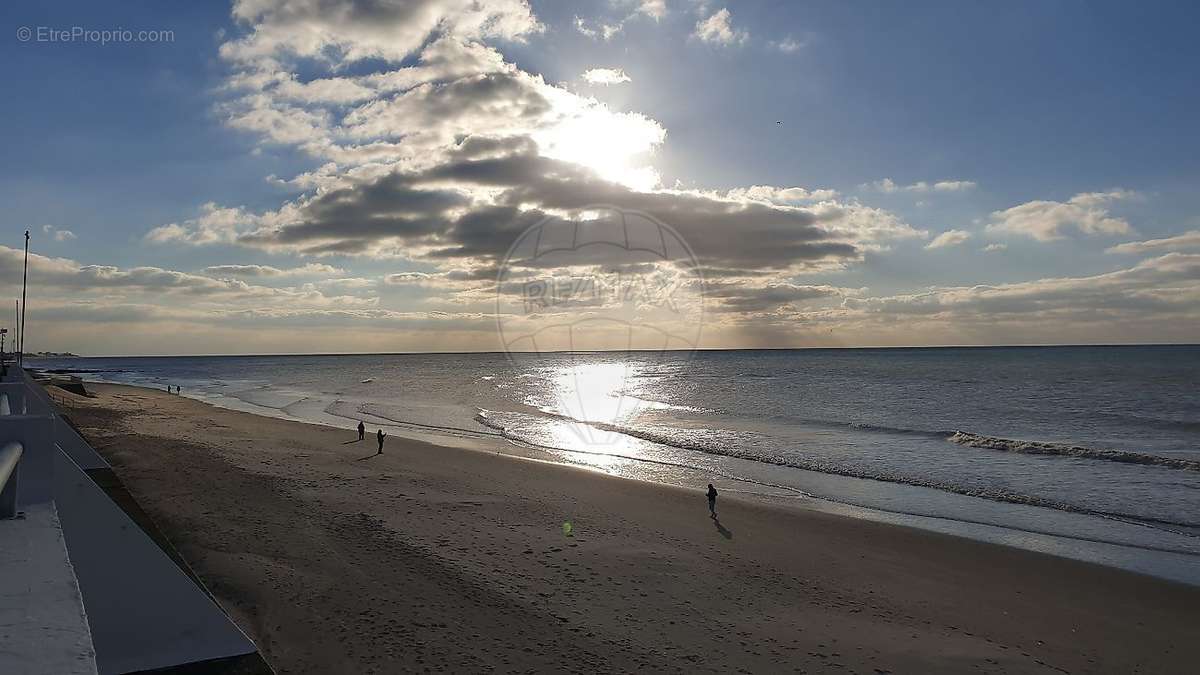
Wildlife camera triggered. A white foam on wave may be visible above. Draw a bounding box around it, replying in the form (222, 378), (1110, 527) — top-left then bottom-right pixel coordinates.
(476, 408), (1200, 534)
(949, 431), (1200, 472)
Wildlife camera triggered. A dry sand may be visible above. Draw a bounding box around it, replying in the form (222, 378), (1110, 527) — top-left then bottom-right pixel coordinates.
(57, 383), (1199, 674)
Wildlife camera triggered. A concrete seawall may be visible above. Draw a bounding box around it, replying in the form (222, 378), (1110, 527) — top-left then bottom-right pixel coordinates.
(0, 367), (272, 674)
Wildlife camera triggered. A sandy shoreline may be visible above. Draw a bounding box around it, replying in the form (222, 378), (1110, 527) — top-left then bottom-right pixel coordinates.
(56, 383), (1200, 673)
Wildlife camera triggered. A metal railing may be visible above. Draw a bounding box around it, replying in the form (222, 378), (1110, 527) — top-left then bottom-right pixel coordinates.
(0, 441), (21, 518)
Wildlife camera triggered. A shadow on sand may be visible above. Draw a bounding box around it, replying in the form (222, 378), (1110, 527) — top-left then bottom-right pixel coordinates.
(355, 453), (378, 461)
(342, 439), (363, 445)
(712, 516), (733, 540)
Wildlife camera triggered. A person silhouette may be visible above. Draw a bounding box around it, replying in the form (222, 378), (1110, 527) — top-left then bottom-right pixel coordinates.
(707, 483), (718, 518)
(376, 429), (386, 455)
(358, 421), (365, 441)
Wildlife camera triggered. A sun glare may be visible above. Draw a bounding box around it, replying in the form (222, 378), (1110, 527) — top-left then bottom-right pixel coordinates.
(550, 361), (637, 424)
(534, 107), (664, 191)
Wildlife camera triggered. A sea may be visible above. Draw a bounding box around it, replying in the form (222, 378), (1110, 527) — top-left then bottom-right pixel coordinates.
(31, 345), (1200, 585)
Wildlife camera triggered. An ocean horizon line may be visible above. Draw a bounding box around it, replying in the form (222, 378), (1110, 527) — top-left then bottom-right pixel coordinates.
(25, 342), (1200, 360)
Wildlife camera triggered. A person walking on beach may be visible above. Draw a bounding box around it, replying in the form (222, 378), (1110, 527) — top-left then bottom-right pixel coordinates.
(707, 483), (718, 518)
(376, 429), (386, 455)
(357, 421), (365, 441)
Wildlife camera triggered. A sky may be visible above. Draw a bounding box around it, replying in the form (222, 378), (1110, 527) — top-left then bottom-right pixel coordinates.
(1, 0), (1199, 355)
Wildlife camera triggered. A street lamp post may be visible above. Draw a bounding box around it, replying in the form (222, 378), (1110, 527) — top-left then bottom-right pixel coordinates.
(20, 231), (29, 364)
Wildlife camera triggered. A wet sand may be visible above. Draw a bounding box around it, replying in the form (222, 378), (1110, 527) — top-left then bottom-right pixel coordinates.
(58, 383), (1200, 674)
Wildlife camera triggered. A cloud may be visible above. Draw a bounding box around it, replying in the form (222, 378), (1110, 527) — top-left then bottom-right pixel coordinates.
(220, 0), (542, 64)
(32, 252), (1200, 353)
(865, 178), (977, 194)
(120, 0), (959, 350)
(693, 8), (748, 46)
(147, 202), (262, 246)
(574, 1), (666, 41)
(28, 300), (508, 356)
(771, 36), (805, 53)
(180, 0), (923, 283)
(840, 253), (1200, 321)
(581, 68), (631, 85)
(808, 201), (927, 248)
(203, 263), (344, 277)
(385, 271), (438, 284)
(0, 246), (375, 309)
(982, 243), (1007, 253)
(930, 180), (976, 192)
(1106, 230), (1200, 255)
(633, 0), (667, 20)
(173, 147), (925, 273)
(724, 185), (839, 204)
(987, 190), (1137, 241)
(925, 230), (972, 249)
(696, 251), (1200, 337)
(316, 277), (377, 292)
(665, 251), (1196, 346)
(218, 35), (669, 189)
(28, 302), (488, 332)
(706, 282), (849, 313)
(573, 16), (623, 40)
(41, 225), (77, 242)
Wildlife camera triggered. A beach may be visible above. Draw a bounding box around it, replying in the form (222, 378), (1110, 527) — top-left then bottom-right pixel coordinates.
(57, 383), (1200, 674)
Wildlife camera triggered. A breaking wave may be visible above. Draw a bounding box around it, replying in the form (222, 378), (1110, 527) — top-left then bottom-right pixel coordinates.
(474, 409), (1200, 534)
(732, 414), (1199, 473)
(707, 413), (1200, 473)
(948, 431), (1200, 472)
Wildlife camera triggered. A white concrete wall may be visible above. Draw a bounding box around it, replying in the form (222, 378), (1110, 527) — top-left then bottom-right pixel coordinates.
(0, 503), (98, 675)
(2, 370), (265, 674)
